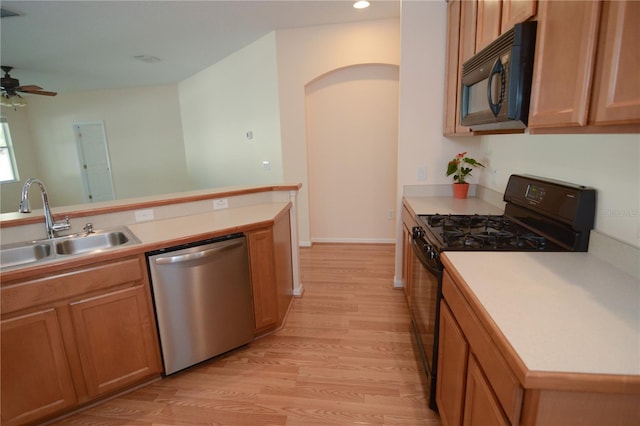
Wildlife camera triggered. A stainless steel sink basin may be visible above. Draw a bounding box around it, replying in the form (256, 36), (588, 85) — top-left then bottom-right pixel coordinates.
(54, 228), (141, 256)
(55, 231), (134, 255)
(1, 227), (141, 270)
(0, 241), (54, 269)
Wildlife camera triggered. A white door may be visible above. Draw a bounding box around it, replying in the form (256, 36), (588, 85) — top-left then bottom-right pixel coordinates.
(73, 122), (115, 203)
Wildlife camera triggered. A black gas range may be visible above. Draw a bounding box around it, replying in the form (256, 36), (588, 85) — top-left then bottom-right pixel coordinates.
(410, 174), (596, 411)
(415, 174), (596, 257)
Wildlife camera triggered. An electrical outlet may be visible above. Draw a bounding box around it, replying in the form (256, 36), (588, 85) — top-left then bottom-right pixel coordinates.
(213, 198), (229, 210)
(417, 166), (427, 181)
(134, 209), (154, 222)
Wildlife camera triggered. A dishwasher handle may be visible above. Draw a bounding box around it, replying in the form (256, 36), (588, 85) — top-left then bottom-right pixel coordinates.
(154, 240), (244, 265)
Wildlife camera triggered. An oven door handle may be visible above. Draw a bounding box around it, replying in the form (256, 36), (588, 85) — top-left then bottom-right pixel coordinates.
(411, 238), (442, 275)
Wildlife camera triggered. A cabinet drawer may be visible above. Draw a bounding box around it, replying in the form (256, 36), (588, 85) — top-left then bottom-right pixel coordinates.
(1, 256), (145, 315)
(442, 270), (523, 424)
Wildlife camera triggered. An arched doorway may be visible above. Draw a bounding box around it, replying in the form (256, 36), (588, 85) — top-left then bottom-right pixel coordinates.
(305, 63), (399, 243)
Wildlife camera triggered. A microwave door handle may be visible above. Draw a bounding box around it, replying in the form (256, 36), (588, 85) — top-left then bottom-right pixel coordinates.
(487, 58), (505, 116)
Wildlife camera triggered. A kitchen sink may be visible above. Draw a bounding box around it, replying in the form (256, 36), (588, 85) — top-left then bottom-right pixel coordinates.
(55, 230), (135, 255)
(0, 241), (54, 269)
(1, 227), (141, 271)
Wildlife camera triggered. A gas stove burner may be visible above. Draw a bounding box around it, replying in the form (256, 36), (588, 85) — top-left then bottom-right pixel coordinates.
(419, 213), (554, 251)
(429, 214), (512, 233)
(515, 234), (546, 250)
(468, 230), (516, 248)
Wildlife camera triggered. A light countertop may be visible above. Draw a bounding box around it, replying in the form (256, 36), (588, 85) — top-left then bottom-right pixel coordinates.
(128, 202), (289, 246)
(443, 251), (640, 376)
(404, 196), (503, 216)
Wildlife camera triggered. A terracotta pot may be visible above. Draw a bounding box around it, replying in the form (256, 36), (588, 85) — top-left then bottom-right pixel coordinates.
(452, 183), (469, 199)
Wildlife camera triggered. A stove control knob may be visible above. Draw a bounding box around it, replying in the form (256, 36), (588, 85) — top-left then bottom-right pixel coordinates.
(412, 226), (424, 239)
(426, 246), (437, 260)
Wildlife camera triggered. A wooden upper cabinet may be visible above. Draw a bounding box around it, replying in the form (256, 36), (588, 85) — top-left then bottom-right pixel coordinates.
(589, 0), (640, 126)
(475, 0), (502, 52)
(443, 0), (462, 136)
(456, 0), (478, 134)
(528, 1), (602, 129)
(443, 0), (476, 136)
(501, 0), (537, 33)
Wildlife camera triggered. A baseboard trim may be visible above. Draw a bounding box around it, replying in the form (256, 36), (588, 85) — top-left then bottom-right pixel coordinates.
(309, 238), (396, 244)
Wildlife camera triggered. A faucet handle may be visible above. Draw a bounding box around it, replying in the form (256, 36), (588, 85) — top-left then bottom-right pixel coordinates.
(52, 216), (71, 233)
(83, 223), (94, 234)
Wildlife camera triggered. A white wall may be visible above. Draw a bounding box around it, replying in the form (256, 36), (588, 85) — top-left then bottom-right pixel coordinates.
(306, 64), (399, 243)
(179, 32), (283, 189)
(276, 18), (401, 245)
(480, 133), (640, 247)
(2, 85), (192, 211)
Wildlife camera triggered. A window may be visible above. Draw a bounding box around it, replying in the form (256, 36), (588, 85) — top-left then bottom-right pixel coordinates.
(0, 117), (19, 183)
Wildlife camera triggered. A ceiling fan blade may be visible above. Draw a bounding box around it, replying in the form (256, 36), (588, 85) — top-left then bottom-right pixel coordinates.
(17, 85), (42, 91)
(18, 86), (57, 96)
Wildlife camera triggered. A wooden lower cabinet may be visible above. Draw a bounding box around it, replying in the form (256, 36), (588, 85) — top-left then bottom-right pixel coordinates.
(0, 255), (162, 425)
(247, 227), (279, 332)
(463, 355), (509, 426)
(438, 265), (640, 426)
(70, 285), (161, 398)
(1, 309), (77, 425)
(436, 301), (469, 426)
(247, 210), (293, 335)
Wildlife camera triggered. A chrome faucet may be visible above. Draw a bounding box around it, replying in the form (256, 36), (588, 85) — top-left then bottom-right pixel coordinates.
(18, 178), (71, 239)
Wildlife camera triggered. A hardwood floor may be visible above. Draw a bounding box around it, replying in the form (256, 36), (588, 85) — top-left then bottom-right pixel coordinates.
(49, 243), (441, 425)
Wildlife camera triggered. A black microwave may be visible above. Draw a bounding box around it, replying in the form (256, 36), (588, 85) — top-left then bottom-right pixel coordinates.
(460, 21), (537, 131)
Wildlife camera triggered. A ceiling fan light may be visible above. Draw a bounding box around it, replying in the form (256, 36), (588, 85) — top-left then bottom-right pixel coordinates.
(1, 93), (26, 108)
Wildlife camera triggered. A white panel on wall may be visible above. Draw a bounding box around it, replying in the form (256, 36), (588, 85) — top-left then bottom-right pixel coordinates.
(306, 64), (399, 243)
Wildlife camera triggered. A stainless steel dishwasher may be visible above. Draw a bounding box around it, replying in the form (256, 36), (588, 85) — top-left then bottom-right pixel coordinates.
(146, 233), (254, 375)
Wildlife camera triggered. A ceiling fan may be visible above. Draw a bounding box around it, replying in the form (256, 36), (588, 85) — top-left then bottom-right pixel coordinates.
(1, 66), (58, 99)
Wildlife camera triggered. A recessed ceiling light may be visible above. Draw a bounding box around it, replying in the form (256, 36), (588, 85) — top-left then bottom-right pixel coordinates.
(353, 1), (370, 10)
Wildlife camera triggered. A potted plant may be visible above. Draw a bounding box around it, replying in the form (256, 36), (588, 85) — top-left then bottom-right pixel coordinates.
(446, 152), (485, 199)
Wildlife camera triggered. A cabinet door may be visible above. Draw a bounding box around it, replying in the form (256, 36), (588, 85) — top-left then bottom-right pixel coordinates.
(454, 0), (477, 135)
(476, 0), (502, 52)
(528, 1), (602, 128)
(589, 0), (640, 125)
(436, 301), (469, 426)
(402, 223), (413, 304)
(501, 0), (537, 32)
(463, 355), (510, 426)
(248, 228), (279, 332)
(273, 212), (293, 322)
(1, 309), (77, 425)
(443, 0), (462, 136)
(70, 285), (161, 397)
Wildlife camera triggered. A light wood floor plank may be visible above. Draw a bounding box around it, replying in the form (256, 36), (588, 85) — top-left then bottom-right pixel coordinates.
(49, 243), (441, 425)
